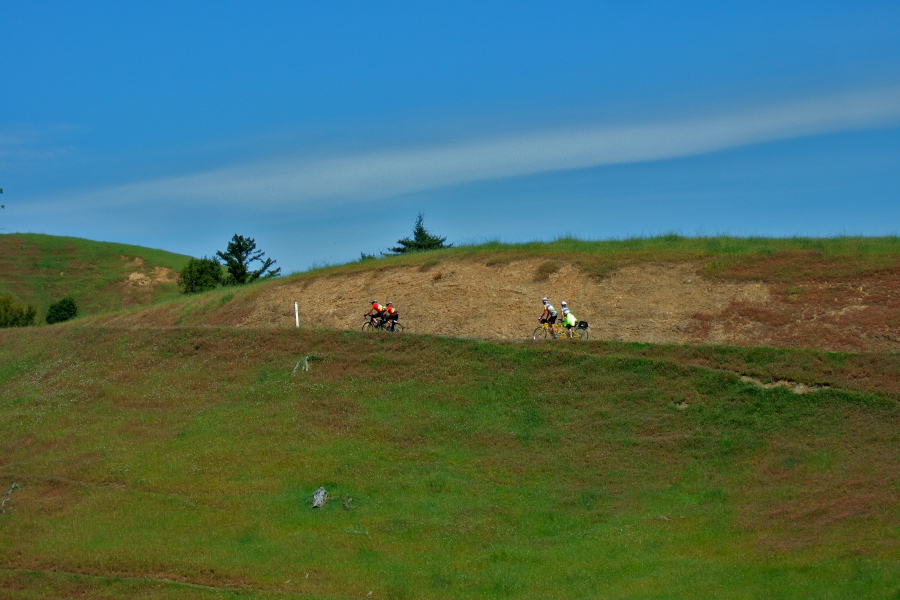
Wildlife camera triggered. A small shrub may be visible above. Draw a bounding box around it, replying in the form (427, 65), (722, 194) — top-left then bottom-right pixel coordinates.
(579, 259), (618, 281)
(533, 261), (560, 282)
(0, 296), (37, 328)
(783, 285), (804, 302)
(179, 256), (223, 293)
(46, 297), (77, 325)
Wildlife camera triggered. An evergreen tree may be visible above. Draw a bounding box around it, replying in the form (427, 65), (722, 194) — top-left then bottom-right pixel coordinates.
(387, 213), (451, 254)
(216, 234), (281, 284)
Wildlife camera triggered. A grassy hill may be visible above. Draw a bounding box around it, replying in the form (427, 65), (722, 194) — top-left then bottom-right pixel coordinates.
(0, 233), (191, 320)
(0, 324), (897, 599)
(0, 235), (898, 598)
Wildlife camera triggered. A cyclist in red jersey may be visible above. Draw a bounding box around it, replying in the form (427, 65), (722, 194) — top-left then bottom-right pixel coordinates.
(366, 300), (386, 326)
(384, 302), (399, 331)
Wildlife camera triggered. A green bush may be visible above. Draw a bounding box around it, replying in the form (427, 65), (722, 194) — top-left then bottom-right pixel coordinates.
(178, 256), (224, 293)
(46, 297), (77, 325)
(0, 296), (37, 328)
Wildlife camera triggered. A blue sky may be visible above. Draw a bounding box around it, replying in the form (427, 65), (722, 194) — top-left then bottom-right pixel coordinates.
(2, 2), (899, 274)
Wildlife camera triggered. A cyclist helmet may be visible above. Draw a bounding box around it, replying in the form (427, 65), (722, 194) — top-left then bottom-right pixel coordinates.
(561, 301), (567, 306)
(386, 302), (392, 306)
(542, 297), (549, 303)
(370, 300), (377, 304)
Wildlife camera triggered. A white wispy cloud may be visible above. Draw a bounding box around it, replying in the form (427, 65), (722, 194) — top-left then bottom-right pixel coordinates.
(0, 125), (83, 165)
(38, 86), (900, 210)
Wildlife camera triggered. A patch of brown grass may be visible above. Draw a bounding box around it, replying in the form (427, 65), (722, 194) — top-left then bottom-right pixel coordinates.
(725, 301), (795, 327)
(706, 250), (900, 283)
(736, 428), (899, 554)
(681, 312), (713, 341)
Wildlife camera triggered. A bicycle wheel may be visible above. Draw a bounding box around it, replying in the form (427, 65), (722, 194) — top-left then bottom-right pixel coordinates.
(532, 326), (549, 341)
(573, 327), (589, 340)
(385, 322), (404, 333)
(362, 321), (375, 332)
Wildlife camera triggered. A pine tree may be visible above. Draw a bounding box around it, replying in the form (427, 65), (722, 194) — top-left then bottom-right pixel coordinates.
(216, 234), (281, 284)
(387, 213), (451, 254)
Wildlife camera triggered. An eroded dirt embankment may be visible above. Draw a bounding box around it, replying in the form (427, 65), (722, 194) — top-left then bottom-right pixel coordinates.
(238, 259), (900, 353)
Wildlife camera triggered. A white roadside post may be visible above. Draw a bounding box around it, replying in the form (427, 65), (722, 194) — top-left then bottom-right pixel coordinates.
(294, 301), (300, 328)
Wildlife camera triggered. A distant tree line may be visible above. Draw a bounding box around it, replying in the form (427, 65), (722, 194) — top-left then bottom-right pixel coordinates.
(178, 234), (280, 294)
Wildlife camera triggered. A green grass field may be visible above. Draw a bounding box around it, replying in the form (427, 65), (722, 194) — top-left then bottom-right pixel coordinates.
(1, 325), (896, 599)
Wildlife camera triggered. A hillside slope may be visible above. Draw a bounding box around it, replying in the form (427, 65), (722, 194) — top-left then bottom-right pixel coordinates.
(252, 257), (899, 352)
(99, 250), (900, 353)
(0, 326), (897, 599)
(2, 237), (898, 598)
(3, 235), (888, 352)
(0, 233), (190, 318)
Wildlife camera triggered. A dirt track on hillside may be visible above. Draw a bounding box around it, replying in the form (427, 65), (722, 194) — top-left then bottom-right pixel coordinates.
(234, 259), (900, 353)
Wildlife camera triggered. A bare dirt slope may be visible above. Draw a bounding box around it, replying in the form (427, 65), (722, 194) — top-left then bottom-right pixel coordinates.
(120, 256), (179, 307)
(240, 258), (900, 353)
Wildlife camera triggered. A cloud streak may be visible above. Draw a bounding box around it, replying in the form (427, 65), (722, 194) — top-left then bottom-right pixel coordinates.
(0, 128), (75, 164)
(40, 86), (900, 210)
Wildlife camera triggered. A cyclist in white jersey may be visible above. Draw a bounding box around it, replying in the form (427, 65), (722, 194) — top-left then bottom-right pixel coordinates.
(539, 297), (559, 338)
